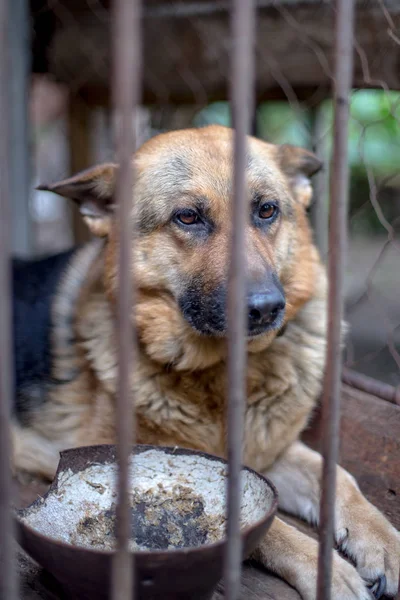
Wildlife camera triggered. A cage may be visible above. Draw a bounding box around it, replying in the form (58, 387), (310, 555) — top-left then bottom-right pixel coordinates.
(1, 1), (400, 599)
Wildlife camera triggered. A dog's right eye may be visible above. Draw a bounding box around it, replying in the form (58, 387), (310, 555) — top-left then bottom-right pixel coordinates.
(174, 210), (199, 226)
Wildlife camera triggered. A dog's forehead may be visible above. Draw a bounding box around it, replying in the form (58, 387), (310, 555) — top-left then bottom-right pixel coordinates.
(136, 127), (230, 178)
(135, 126), (290, 204)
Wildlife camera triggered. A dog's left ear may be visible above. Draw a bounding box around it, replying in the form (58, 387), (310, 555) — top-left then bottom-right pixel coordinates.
(278, 144), (322, 207)
(37, 163), (118, 237)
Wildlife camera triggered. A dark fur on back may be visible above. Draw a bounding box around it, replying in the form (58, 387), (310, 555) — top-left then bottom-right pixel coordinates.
(12, 248), (75, 420)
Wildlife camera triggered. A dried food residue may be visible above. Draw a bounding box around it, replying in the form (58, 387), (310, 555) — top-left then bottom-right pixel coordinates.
(71, 484), (225, 551)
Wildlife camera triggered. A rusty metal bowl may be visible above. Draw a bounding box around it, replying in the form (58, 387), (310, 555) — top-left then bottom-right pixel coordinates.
(16, 444), (277, 600)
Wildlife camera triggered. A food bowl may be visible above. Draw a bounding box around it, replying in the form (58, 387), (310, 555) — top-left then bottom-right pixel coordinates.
(17, 445), (277, 600)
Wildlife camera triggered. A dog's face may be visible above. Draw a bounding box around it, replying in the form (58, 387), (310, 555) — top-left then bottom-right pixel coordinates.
(41, 125), (322, 369)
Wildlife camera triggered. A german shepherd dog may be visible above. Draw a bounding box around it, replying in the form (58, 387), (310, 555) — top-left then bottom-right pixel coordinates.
(12, 126), (399, 599)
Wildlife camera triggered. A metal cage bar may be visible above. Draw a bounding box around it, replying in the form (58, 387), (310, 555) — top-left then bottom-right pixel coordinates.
(111, 0), (142, 599)
(342, 367), (400, 406)
(0, 0), (18, 595)
(317, 1), (355, 598)
(224, 1), (256, 599)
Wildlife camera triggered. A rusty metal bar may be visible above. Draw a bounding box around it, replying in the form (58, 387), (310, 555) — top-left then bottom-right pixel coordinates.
(0, 0), (18, 596)
(317, 1), (355, 599)
(225, 1), (255, 599)
(342, 367), (400, 406)
(111, 0), (142, 598)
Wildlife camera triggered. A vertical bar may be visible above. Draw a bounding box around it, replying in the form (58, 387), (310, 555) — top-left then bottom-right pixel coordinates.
(9, 0), (33, 258)
(0, 0), (18, 596)
(225, 1), (255, 599)
(317, 1), (355, 599)
(111, 0), (142, 599)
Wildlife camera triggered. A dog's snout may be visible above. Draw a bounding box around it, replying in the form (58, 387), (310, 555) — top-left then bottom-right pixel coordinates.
(180, 278), (286, 338)
(247, 289), (285, 333)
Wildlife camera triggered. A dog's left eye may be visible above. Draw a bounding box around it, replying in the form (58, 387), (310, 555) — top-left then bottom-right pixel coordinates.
(175, 210), (199, 226)
(259, 203), (278, 220)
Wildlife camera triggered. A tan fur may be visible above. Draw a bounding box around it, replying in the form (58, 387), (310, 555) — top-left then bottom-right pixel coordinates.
(14, 126), (399, 599)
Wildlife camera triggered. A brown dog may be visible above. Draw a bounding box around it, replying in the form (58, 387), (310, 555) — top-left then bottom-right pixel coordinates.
(12, 125), (399, 599)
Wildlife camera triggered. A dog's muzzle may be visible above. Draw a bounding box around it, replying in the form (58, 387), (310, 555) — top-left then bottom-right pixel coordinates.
(179, 279), (286, 338)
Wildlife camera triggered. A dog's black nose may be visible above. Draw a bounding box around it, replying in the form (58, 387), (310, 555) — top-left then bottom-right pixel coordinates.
(247, 290), (286, 333)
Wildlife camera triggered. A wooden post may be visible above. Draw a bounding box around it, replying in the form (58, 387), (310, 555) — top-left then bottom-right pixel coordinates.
(9, 0), (33, 258)
(68, 94), (92, 244)
(310, 103), (329, 260)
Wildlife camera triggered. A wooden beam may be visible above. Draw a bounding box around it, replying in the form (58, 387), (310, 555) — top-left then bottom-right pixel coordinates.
(10, 0), (33, 258)
(77, 84), (331, 109)
(68, 94), (92, 245)
(309, 103), (329, 260)
(41, 5), (400, 105)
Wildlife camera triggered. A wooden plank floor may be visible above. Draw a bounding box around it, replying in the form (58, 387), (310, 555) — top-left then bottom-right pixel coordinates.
(18, 552), (301, 600)
(16, 384), (400, 599)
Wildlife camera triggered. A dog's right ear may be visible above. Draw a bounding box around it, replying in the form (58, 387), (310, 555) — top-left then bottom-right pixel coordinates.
(37, 163), (118, 237)
(278, 145), (322, 207)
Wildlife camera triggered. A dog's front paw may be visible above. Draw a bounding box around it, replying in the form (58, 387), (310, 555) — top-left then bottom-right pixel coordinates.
(295, 550), (372, 600)
(254, 519), (375, 600)
(331, 553), (374, 600)
(336, 498), (400, 598)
